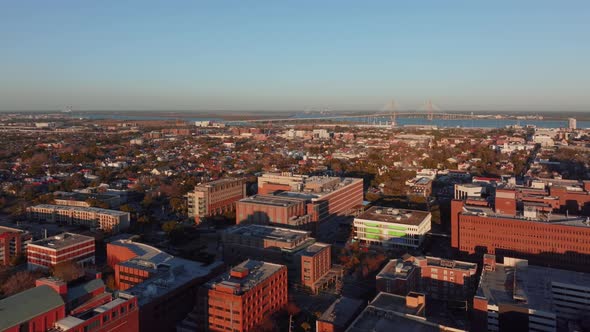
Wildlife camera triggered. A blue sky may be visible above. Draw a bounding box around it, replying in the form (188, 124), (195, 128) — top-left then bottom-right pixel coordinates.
(1, 0), (589, 111)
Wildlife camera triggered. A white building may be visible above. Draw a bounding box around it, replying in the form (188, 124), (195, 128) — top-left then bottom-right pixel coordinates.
(353, 206), (431, 249)
(568, 118), (577, 130)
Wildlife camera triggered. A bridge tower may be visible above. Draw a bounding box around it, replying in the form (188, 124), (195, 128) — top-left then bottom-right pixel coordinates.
(419, 100), (440, 121)
(383, 99), (397, 126)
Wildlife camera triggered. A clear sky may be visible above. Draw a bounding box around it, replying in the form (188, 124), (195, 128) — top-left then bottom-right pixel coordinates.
(1, 0), (589, 112)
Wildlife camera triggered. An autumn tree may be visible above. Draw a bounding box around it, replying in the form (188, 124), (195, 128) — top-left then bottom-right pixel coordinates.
(1, 270), (46, 298)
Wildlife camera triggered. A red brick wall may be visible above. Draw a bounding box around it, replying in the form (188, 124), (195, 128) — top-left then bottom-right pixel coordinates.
(4, 305), (66, 332)
(106, 243), (137, 268)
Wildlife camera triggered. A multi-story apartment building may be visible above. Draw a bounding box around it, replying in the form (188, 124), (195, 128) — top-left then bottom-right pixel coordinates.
(473, 255), (590, 332)
(354, 206), (431, 249)
(202, 260), (288, 332)
(27, 204), (130, 233)
(376, 256), (477, 301)
(186, 178), (246, 224)
(27, 233), (95, 270)
(0, 226), (31, 265)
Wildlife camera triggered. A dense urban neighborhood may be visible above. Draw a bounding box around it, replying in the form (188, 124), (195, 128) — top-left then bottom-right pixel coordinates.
(0, 112), (589, 332)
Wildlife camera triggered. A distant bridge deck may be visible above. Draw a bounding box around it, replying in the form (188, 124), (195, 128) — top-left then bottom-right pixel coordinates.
(240, 112), (475, 123)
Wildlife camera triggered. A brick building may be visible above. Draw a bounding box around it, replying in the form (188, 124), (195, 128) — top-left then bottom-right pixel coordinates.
(236, 194), (313, 231)
(451, 196), (590, 271)
(0, 276), (138, 332)
(0, 285), (66, 332)
(27, 204), (130, 233)
(186, 178), (246, 224)
(377, 256), (477, 301)
(106, 239), (224, 332)
(296, 242), (332, 293)
(200, 260), (288, 332)
(0, 226), (31, 265)
(257, 173), (364, 222)
(27, 233), (95, 270)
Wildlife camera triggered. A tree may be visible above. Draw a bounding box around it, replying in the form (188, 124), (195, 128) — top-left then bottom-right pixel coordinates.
(51, 261), (84, 282)
(162, 221), (177, 234)
(1, 270), (45, 298)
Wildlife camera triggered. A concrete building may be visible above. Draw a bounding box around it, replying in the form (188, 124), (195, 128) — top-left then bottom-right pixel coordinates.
(316, 297), (365, 332)
(473, 255), (590, 332)
(568, 117), (577, 130)
(0, 226), (31, 265)
(27, 233), (95, 270)
(200, 260), (288, 332)
(353, 206), (432, 249)
(27, 204), (130, 233)
(186, 178), (246, 224)
(376, 256), (477, 301)
(346, 292), (466, 332)
(221, 224), (315, 267)
(106, 239), (224, 332)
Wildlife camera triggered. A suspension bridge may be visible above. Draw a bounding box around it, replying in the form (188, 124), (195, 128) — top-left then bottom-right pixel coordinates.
(241, 100), (476, 125)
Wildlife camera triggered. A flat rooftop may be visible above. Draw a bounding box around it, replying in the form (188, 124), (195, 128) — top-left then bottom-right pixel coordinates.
(356, 206), (431, 226)
(116, 241), (223, 306)
(424, 256), (477, 271)
(0, 225), (26, 234)
(54, 191), (118, 201)
(377, 259), (416, 280)
(318, 296), (364, 327)
(30, 204), (128, 217)
(195, 178), (242, 190)
(346, 293), (437, 332)
(476, 258), (590, 313)
(29, 232), (94, 249)
(224, 224), (310, 243)
(206, 260), (284, 295)
(239, 194), (307, 207)
(461, 204), (590, 227)
(298, 242), (330, 257)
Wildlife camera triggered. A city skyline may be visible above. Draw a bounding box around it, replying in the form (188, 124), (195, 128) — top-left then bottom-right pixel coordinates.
(1, 1), (589, 112)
